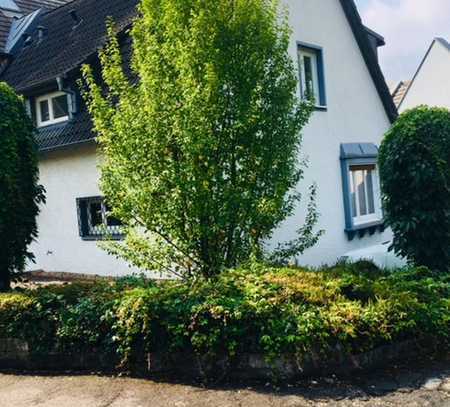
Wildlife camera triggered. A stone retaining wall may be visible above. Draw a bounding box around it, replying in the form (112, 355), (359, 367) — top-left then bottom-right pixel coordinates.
(0, 337), (419, 380)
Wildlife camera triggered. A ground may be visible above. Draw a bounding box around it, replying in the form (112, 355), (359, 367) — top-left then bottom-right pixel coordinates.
(1, 355), (450, 406)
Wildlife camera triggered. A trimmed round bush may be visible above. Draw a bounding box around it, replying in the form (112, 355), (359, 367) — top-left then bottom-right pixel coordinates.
(0, 82), (45, 291)
(379, 106), (450, 271)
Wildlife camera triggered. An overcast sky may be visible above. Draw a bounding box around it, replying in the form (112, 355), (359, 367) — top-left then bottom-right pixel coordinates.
(354, 0), (450, 86)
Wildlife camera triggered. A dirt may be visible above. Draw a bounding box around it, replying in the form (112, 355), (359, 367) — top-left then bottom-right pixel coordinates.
(1, 355), (450, 406)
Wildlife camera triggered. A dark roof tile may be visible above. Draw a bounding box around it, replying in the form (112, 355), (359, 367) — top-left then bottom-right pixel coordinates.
(0, 0), (69, 52)
(1, 0), (138, 91)
(36, 108), (94, 151)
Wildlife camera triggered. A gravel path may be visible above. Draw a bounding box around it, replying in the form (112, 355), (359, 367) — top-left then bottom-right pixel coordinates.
(1, 356), (450, 406)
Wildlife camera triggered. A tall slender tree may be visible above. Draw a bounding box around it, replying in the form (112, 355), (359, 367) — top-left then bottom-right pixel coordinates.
(0, 82), (45, 291)
(82, 0), (318, 278)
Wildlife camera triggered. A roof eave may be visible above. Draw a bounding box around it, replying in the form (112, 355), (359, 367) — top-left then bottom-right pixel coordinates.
(339, 0), (398, 123)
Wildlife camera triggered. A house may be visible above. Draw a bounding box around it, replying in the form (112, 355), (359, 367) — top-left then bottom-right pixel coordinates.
(0, 0), (397, 276)
(395, 38), (450, 112)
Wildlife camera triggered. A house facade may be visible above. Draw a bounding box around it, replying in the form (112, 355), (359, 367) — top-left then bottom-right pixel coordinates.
(395, 38), (450, 112)
(0, 0), (397, 276)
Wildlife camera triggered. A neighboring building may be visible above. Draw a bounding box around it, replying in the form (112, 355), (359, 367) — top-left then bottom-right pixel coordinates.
(396, 38), (450, 112)
(391, 80), (411, 108)
(0, 0), (397, 276)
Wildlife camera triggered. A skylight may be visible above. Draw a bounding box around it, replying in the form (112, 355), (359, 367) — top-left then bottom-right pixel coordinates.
(0, 0), (19, 12)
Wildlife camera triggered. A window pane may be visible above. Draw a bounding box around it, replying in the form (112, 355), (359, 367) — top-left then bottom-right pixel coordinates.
(349, 165), (379, 222)
(39, 100), (50, 122)
(356, 171), (367, 216)
(350, 171), (357, 218)
(52, 94), (69, 119)
(366, 170), (375, 214)
(89, 202), (103, 227)
(303, 55), (314, 99)
(351, 169), (368, 217)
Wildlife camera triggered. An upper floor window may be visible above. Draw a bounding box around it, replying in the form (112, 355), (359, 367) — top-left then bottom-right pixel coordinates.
(298, 43), (327, 108)
(36, 91), (70, 127)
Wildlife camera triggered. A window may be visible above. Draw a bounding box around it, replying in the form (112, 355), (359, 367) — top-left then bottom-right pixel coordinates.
(340, 143), (384, 239)
(76, 197), (123, 240)
(349, 164), (378, 225)
(35, 91), (70, 127)
(298, 43), (326, 108)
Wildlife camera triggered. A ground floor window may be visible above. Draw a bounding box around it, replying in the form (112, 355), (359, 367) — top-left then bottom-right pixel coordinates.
(76, 196), (123, 240)
(340, 143), (384, 240)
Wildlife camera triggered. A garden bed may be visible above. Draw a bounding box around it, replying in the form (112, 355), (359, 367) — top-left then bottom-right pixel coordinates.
(0, 262), (449, 380)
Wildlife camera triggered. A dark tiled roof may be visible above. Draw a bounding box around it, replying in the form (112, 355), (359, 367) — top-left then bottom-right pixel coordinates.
(15, 0), (68, 14)
(0, 12), (10, 51)
(0, 0), (68, 52)
(1, 0), (138, 151)
(36, 109), (93, 151)
(1, 0), (138, 91)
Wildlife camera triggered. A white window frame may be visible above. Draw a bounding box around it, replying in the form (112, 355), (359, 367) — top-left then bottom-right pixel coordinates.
(349, 164), (383, 227)
(35, 91), (70, 127)
(298, 48), (320, 105)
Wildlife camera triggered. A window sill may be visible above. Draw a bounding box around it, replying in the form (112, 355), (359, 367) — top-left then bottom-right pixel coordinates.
(314, 105), (327, 111)
(345, 220), (385, 241)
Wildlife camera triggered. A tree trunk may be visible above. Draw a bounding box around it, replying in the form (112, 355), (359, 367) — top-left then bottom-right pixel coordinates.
(0, 267), (11, 292)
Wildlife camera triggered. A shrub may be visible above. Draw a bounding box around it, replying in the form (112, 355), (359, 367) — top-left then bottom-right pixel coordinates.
(379, 106), (450, 271)
(0, 263), (449, 371)
(0, 82), (45, 291)
(81, 0), (320, 279)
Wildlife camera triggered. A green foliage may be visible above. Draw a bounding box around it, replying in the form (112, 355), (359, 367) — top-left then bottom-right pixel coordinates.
(81, 0), (317, 278)
(379, 106), (450, 271)
(0, 82), (45, 291)
(1, 264), (449, 369)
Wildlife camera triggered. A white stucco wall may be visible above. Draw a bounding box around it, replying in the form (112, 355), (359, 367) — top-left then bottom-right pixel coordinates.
(28, 144), (140, 277)
(271, 0), (392, 266)
(29, 0), (393, 275)
(399, 40), (450, 112)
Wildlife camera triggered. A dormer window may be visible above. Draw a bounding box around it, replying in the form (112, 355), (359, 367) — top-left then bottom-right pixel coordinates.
(36, 91), (70, 127)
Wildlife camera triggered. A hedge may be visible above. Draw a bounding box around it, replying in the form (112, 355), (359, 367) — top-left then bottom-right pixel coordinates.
(0, 262), (449, 371)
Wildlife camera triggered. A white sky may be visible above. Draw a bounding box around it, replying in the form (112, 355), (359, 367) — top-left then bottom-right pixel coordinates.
(355, 0), (450, 85)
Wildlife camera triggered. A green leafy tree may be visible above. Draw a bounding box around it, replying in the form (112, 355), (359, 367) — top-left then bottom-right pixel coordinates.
(0, 82), (45, 291)
(82, 0), (319, 278)
(379, 106), (450, 271)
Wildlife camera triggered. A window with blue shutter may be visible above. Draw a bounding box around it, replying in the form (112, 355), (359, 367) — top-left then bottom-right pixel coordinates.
(340, 143), (384, 240)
